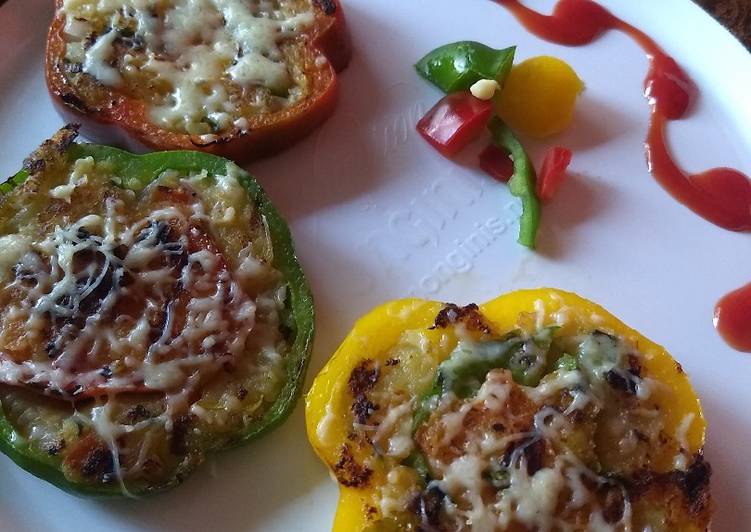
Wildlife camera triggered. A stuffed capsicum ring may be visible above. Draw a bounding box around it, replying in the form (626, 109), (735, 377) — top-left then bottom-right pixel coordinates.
(306, 289), (711, 531)
(45, 0), (351, 161)
(0, 126), (314, 496)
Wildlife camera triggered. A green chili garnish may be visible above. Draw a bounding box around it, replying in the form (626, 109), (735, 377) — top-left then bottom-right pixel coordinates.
(412, 327), (559, 434)
(415, 41), (516, 93)
(488, 117), (541, 249)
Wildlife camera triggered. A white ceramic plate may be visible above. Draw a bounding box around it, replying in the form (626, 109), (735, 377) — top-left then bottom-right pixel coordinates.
(1, 0), (750, 529)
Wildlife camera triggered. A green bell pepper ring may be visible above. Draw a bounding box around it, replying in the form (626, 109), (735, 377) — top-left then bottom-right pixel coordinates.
(415, 41), (516, 93)
(0, 128), (314, 497)
(488, 117), (541, 248)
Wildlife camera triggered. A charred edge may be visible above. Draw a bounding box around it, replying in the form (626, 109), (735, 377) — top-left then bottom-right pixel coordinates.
(333, 444), (372, 487)
(431, 303), (492, 334)
(682, 453), (712, 515)
(22, 125), (80, 176)
(313, 0), (336, 15)
(408, 486), (445, 530)
(523, 438), (545, 476)
(627, 453), (712, 517)
(81, 446), (115, 480)
(351, 396), (379, 425)
(23, 157), (46, 175)
(125, 404), (152, 423)
(605, 370), (637, 395)
(60, 92), (89, 112)
(366, 505), (378, 520)
(627, 354), (642, 378)
(348, 359), (380, 397)
(503, 436), (545, 476)
(598, 482), (627, 524)
(169, 414), (197, 456)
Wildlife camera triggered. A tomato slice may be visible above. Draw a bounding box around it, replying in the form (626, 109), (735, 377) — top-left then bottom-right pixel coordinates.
(479, 143), (514, 182)
(416, 92), (493, 158)
(537, 146), (573, 202)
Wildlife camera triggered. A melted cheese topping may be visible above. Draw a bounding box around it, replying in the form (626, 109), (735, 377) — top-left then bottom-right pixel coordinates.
(0, 158), (287, 491)
(346, 309), (698, 531)
(60, 0), (317, 135)
(48, 155), (97, 202)
(0, 234), (31, 282)
(0, 199), (257, 397)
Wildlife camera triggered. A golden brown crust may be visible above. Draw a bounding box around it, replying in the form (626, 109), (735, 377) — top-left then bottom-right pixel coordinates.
(413, 380), (712, 529)
(432, 303), (494, 335)
(416, 370), (538, 466)
(20, 124), (79, 177)
(334, 443), (373, 488)
(628, 454), (712, 529)
(45, 0), (351, 161)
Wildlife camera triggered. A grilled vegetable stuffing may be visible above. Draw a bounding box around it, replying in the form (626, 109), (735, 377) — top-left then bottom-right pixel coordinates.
(0, 126), (314, 496)
(306, 289), (711, 531)
(46, 0), (351, 161)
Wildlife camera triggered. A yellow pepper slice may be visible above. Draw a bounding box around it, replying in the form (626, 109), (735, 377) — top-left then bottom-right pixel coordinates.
(305, 288), (708, 531)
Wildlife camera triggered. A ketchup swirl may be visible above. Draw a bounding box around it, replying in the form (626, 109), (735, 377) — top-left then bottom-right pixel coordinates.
(715, 284), (751, 352)
(496, 0), (751, 350)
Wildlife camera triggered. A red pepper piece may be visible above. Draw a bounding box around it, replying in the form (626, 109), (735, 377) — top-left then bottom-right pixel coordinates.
(416, 92), (494, 158)
(479, 143), (514, 182)
(537, 146), (572, 202)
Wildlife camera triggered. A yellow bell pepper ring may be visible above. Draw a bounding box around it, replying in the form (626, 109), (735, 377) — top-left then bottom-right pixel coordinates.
(305, 288), (710, 531)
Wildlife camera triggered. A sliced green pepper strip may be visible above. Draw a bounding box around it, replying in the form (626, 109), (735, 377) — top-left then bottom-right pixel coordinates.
(438, 337), (523, 397)
(411, 339), (520, 433)
(508, 326), (559, 386)
(415, 41), (516, 93)
(412, 327), (560, 435)
(0, 141), (314, 497)
(488, 117), (541, 248)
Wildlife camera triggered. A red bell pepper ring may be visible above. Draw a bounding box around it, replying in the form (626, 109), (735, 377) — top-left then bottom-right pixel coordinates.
(537, 146), (573, 202)
(478, 143), (514, 183)
(416, 92), (494, 158)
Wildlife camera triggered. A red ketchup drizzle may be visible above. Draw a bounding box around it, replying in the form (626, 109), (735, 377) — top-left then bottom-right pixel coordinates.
(715, 284), (751, 352)
(497, 0), (751, 351)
